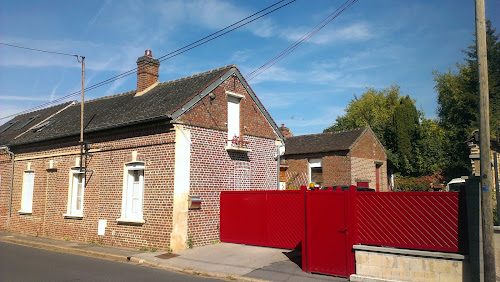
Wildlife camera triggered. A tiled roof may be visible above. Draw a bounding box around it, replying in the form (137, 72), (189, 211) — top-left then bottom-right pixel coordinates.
(0, 102), (73, 146)
(7, 65), (234, 145)
(284, 127), (368, 156)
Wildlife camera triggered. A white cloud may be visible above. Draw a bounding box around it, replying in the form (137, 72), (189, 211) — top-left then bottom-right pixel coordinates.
(0, 96), (50, 101)
(280, 22), (374, 45)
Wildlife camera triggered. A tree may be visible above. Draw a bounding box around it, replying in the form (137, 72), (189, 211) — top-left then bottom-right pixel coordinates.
(434, 19), (500, 178)
(324, 85), (441, 177)
(390, 96), (420, 175)
(324, 84), (400, 146)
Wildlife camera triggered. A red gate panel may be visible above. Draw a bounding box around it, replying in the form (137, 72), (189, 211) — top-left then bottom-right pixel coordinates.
(220, 190), (304, 249)
(305, 190), (349, 277)
(353, 191), (463, 253)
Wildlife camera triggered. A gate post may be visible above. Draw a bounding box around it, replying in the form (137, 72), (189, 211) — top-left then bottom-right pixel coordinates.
(346, 185), (358, 276)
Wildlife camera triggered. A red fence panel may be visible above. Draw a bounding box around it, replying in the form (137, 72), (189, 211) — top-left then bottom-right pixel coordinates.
(353, 191), (464, 253)
(220, 190), (304, 249)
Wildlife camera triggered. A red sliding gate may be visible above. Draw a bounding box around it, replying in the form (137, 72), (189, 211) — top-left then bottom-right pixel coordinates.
(220, 187), (465, 278)
(220, 190), (304, 249)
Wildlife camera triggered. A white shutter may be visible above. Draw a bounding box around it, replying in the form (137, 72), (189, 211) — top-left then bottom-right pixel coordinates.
(21, 171), (34, 212)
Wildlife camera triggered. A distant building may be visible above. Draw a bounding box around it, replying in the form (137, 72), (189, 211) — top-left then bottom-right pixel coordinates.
(281, 127), (388, 191)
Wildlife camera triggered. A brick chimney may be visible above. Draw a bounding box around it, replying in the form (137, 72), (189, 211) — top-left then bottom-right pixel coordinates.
(279, 123), (293, 139)
(136, 50), (160, 93)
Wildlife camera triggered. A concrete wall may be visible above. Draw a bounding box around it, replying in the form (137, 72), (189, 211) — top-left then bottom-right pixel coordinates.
(351, 246), (469, 282)
(495, 226), (500, 277)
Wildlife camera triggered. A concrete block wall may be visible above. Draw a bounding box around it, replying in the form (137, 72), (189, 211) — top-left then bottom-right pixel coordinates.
(352, 248), (469, 282)
(495, 226), (500, 277)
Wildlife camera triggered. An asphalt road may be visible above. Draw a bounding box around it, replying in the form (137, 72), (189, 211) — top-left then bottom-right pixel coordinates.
(0, 241), (223, 282)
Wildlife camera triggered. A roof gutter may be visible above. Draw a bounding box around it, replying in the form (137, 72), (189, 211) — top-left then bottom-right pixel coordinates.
(2, 145), (15, 231)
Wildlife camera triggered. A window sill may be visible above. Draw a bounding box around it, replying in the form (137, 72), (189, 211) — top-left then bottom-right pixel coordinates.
(116, 218), (145, 226)
(63, 214), (83, 220)
(18, 210), (32, 215)
(225, 146), (252, 152)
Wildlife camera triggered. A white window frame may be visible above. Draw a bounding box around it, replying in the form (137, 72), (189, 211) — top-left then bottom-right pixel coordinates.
(64, 168), (84, 218)
(19, 170), (35, 214)
(117, 162), (145, 224)
(308, 158), (323, 186)
(227, 92), (243, 147)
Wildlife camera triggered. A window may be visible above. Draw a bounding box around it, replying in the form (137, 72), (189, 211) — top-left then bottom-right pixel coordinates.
(66, 169), (84, 217)
(227, 95), (241, 146)
(15, 115), (39, 130)
(118, 163), (145, 223)
(0, 120), (18, 133)
(19, 171), (34, 214)
(309, 158), (323, 187)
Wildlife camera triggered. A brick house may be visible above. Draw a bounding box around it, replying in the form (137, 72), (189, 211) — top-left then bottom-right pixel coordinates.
(0, 50), (283, 251)
(282, 127), (388, 191)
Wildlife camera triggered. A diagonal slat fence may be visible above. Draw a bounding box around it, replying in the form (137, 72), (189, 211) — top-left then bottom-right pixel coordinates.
(352, 191), (467, 253)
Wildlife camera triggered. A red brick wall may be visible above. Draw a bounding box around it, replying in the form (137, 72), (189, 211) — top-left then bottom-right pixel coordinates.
(5, 123), (177, 250)
(187, 126), (278, 247)
(350, 130), (388, 191)
(177, 76), (277, 140)
(283, 158), (308, 188)
(0, 149), (12, 230)
(322, 155), (351, 187)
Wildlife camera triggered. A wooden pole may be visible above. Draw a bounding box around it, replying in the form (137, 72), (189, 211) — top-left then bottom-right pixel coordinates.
(80, 56), (85, 169)
(475, 0), (496, 280)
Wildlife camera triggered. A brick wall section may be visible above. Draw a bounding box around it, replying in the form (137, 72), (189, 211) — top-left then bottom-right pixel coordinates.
(322, 154), (351, 187)
(0, 149), (12, 230)
(284, 158), (309, 188)
(177, 75), (277, 140)
(350, 130), (387, 191)
(187, 126), (278, 247)
(283, 130), (388, 190)
(5, 122), (177, 250)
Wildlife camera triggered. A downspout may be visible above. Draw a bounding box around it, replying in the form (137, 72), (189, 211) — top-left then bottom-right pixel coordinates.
(4, 146), (14, 232)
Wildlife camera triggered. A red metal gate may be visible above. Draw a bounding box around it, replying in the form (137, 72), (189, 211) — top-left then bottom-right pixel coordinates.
(220, 187), (464, 278)
(220, 190), (304, 249)
(304, 189), (352, 277)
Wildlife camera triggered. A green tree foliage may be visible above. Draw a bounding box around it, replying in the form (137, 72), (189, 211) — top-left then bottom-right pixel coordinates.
(324, 84), (400, 146)
(324, 85), (445, 177)
(434, 19), (500, 178)
(390, 96), (420, 175)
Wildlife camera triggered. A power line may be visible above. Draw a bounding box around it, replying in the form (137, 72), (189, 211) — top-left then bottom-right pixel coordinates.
(0, 0), (295, 121)
(0, 42), (79, 58)
(246, 0), (359, 81)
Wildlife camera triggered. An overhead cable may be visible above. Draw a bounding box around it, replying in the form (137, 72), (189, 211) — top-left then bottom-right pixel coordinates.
(0, 0), (295, 120)
(246, 0), (359, 81)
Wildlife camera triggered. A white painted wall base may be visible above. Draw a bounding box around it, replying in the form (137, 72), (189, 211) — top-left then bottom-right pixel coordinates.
(170, 125), (191, 251)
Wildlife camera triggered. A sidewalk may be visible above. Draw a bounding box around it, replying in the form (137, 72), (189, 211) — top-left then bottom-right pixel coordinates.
(0, 232), (344, 281)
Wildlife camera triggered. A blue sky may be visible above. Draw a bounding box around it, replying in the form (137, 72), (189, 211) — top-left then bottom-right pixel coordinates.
(1, 0), (499, 135)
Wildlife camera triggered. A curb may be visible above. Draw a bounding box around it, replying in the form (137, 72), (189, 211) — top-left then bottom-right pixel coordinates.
(0, 236), (128, 262)
(1, 236), (267, 282)
(128, 256), (268, 282)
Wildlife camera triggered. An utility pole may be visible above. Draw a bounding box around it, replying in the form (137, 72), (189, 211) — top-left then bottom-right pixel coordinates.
(475, 0), (496, 281)
(79, 56), (85, 170)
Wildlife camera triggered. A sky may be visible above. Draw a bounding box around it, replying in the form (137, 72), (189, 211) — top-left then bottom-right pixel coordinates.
(0, 0), (499, 136)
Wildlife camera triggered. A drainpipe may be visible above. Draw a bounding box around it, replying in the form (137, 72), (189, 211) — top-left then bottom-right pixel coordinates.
(4, 146), (15, 231)
(276, 142), (284, 190)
